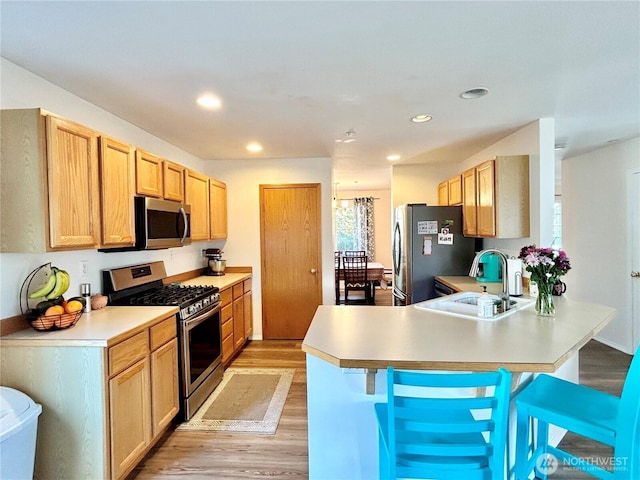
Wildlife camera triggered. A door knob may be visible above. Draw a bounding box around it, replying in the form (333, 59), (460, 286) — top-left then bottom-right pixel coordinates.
(632, 271), (640, 278)
(310, 268), (317, 274)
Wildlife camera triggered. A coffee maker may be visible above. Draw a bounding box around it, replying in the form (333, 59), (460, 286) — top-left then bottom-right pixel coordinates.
(205, 248), (226, 276)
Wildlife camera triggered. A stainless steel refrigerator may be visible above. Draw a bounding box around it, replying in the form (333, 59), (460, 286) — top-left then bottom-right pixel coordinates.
(393, 204), (480, 305)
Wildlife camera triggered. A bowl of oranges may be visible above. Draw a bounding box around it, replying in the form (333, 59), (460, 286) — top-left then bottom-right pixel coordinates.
(29, 297), (85, 331)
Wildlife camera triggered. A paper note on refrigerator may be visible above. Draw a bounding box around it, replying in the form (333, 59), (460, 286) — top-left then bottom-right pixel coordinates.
(418, 221), (438, 235)
(422, 236), (433, 255)
(438, 233), (454, 245)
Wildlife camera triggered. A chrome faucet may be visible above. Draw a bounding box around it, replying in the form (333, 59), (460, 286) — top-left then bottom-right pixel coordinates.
(469, 248), (511, 311)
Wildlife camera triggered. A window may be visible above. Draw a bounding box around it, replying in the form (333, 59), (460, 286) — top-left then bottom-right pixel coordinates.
(335, 197), (375, 260)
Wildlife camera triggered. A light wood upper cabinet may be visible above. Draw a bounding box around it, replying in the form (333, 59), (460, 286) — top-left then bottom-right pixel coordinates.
(184, 169), (210, 241)
(462, 167), (477, 236)
(135, 149), (163, 198)
(99, 136), (135, 247)
(462, 155), (529, 238)
(1, 109), (104, 252)
(209, 178), (228, 239)
(448, 174), (463, 206)
(46, 115), (102, 249)
(163, 161), (184, 202)
(438, 175), (462, 207)
(438, 181), (449, 206)
(476, 160), (496, 237)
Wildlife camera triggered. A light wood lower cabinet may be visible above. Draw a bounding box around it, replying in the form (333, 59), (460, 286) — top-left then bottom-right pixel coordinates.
(220, 277), (253, 365)
(0, 314), (179, 480)
(110, 355), (152, 479)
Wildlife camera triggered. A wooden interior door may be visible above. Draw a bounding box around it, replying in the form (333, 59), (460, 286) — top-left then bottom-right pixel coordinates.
(260, 184), (322, 339)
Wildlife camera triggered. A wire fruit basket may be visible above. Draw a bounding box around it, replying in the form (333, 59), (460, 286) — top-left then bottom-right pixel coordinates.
(20, 263), (84, 332)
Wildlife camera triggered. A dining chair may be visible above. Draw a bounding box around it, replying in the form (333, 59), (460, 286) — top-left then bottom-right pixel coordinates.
(515, 345), (639, 480)
(343, 250), (366, 257)
(334, 251), (343, 305)
(342, 255), (371, 305)
(375, 366), (512, 480)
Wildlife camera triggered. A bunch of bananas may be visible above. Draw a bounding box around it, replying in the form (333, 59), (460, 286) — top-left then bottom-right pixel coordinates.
(28, 266), (70, 300)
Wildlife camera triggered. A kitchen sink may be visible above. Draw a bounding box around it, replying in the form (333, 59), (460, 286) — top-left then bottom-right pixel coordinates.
(413, 291), (535, 321)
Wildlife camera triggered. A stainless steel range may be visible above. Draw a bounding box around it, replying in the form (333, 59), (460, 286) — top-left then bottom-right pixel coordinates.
(103, 261), (222, 421)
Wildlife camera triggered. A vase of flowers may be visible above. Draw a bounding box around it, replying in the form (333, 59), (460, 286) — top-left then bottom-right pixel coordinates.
(518, 245), (571, 316)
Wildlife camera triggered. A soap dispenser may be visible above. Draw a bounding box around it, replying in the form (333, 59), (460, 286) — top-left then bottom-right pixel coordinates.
(477, 286), (494, 318)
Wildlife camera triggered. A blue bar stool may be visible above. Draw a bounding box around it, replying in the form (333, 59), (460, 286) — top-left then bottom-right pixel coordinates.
(515, 346), (639, 479)
(375, 367), (512, 480)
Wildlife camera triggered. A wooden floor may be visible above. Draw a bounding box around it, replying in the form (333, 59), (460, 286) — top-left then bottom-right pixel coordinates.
(128, 340), (309, 479)
(128, 300), (631, 480)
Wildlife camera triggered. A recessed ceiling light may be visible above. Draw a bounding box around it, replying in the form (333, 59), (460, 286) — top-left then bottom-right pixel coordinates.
(411, 114), (432, 123)
(460, 87), (489, 99)
(386, 154), (401, 161)
(196, 95), (222, 109)
(246, 143), (263, 152)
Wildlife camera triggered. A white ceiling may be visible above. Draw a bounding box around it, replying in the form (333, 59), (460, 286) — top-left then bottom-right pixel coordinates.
(1, 1), (638, 191)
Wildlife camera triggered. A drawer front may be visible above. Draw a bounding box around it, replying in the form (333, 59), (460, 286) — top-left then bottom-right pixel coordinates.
(109, 331), (149, 376)
(233, 283), (244, 299)
(220, 288), (232, 306)
(221, 303), (233, 323)
(221, 318), (233, 339)
(244, 278), (252, 293)
(150, 316), (177, 350)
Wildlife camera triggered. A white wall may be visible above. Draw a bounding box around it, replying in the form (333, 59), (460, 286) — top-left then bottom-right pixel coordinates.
(336, 189), (392, 268)
(0, 59), (216, 319)
(563, 136), (640, 353)
(205, 158), (333, 339)
(392, 162), (461, 208)
(391, 119), (555, 259)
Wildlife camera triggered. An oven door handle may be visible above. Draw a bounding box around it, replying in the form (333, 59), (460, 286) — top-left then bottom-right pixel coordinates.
(183, 303), (221, 328)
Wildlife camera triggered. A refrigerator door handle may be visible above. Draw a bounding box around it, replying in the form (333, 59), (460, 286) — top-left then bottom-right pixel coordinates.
(393, 222), (401, 273)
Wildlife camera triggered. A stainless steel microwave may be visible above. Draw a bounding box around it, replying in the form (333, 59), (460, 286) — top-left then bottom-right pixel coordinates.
(135, 197), (191, 249)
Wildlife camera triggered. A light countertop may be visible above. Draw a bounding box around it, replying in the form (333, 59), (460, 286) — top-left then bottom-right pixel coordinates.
(180, 273), (251, 290)
(1, 273), (252, 347)
(302, 296), (616, 373)
(0, 306), (179, 347)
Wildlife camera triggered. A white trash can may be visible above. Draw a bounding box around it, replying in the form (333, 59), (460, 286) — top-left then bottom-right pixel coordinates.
(0, 387), (42, 480)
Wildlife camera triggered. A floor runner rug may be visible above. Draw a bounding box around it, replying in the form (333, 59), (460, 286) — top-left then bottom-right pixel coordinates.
(176, 368), (295, 434)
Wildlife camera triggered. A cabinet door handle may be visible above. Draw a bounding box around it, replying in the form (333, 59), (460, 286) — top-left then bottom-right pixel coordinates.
(632, 271), (640, 278)
(310, 268), (317, 274)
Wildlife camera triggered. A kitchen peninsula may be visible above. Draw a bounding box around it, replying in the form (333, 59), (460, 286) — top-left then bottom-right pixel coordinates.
(301, 296), (616, 480)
